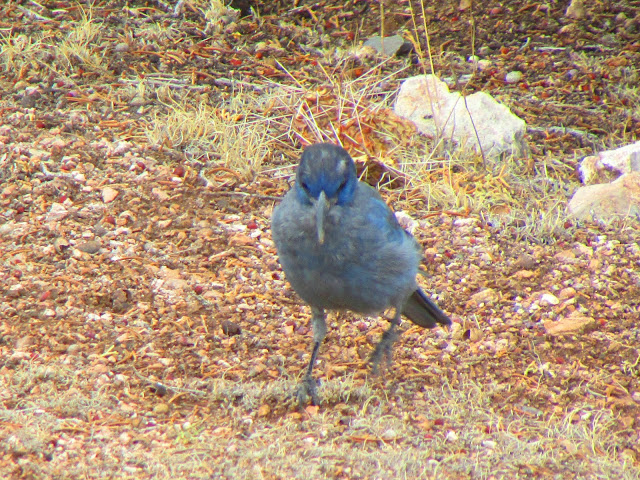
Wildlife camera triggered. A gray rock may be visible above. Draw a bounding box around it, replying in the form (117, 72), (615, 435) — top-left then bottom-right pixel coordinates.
(568, 172), (640, 221)
(578, 141), (640, 185)
(394, 75), (527, 158)
(364, 35), (411, 57)
(76, 240), (102, 254)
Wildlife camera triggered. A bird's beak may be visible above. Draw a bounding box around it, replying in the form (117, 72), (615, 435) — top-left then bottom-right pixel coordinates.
(315, 190), (329, 244)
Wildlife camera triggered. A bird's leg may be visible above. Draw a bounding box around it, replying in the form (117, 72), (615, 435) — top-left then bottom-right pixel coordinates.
(297, 307), (326, 406)
(370, 307), (401, 375)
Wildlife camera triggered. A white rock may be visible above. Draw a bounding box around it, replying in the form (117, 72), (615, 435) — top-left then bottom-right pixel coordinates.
(578, 140), (640, 184)
(568, 172), (640, 221)
(46, 203), (69, 222)
(505, 71), (523, 83)
(72, 172), (86, 183)
(394, 75), (527, 157)
(102, 186), (119, 203)
(445, 430), (459, 442)
(539, 293), (560, 306)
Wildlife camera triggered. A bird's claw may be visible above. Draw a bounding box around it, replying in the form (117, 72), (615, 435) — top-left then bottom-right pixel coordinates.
(369, 328), (398, 375)
(297, 375), (320, 407)
(369, 343), (393, 375)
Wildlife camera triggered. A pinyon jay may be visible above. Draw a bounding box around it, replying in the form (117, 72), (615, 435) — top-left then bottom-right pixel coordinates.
(271, 143), (451, 405)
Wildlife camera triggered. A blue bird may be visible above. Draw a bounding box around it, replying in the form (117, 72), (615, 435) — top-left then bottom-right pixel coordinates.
(271, 143), (451, 405)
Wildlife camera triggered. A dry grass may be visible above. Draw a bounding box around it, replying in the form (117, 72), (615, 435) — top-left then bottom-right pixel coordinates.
(2, 365), (636, 479)
(0, 5), (106, 77)
(0, 31), (48, 73)
(144, 88), (271, 179)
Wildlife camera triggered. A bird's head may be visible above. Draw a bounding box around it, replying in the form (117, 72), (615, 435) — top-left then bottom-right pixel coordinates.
(295, 143), (357, 244)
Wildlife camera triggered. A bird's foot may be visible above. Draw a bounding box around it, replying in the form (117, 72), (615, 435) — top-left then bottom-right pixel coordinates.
(297, 374), (320, 407)
(369, 328), (399, 375)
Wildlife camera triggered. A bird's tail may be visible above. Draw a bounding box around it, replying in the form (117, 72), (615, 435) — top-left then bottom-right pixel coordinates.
(402, 288), (452, 328)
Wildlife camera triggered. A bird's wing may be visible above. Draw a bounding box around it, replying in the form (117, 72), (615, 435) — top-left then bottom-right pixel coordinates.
(355, 183), (407, 243)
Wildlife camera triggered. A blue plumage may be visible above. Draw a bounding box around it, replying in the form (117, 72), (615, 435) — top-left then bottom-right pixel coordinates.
(271, 143), (451, 405)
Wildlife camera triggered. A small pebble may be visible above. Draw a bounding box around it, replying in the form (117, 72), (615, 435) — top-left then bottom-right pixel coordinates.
(153, 403), (170, 414)
(102, 186), (119, 203)
(76, 240), (101, 254)
(505, 71), (523, 84)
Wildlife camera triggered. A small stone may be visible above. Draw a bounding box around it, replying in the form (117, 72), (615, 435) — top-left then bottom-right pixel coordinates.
(505, 71), (523, 84)
(514, 253), (536, 269)
(153, 403), (170, 414)
(152, 188), (170, 201)
(539, 293), (560, 306)
(558, 287), (576, 300)
(477, 59), (492, 71)
(554, 250), (577, 263)
(363, 35), (411, 57)
(102, 186), (119, 203)
(47, 203), (69, 222)
(544, 313), (596, 335)
(566, 0), (586, 19)
(221, 320), (241, 336)
(15, 335), (34, 350)
(470, 288), (498, 305)
(513, 270), (536, 280)
(114, 42), (130, 53)
(468, 328), (483, 343)
(110, 141), (132, 156)
(7, 284), (23, 298)
(305, 405), (319, 416)
(76, 240), (101, 254)
(445, 430), (459, 442)
(257, 404), (271, 417)
(53, 237), (70, 253)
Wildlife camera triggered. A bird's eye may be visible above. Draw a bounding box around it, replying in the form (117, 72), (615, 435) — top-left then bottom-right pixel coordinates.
(301, 182), (310, 191)
(337, 179), (348, 191)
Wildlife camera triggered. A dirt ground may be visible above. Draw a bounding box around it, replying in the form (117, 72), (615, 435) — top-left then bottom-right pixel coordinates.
(1, 1), (639, 479)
